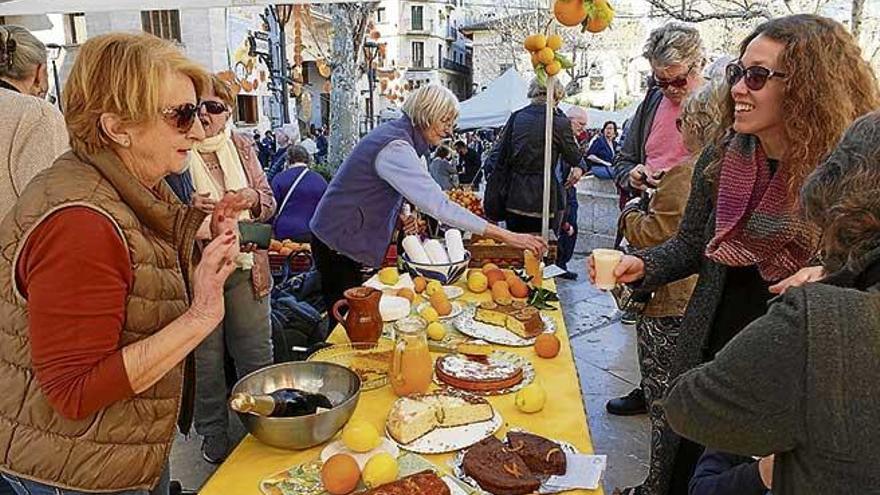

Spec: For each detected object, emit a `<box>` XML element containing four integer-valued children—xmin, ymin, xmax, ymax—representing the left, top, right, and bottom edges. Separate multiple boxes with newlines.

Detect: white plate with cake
<box><xmin>454</xmin><ymin>302</ymin><xmax>556</xmax><ymax>347</ymax></box>
<box><xmin>450</xmin><ymin>429</ymin><xmax>580</xmax><ymax>495</ymax></box>
<box><xmin>433</xmin><ymin>351</ymin><xmax>535</xmax><ymax>396</ymax></box>
<box><xmin>385</xmin><ymin>392</ymin><xmax>502</xmax><ymax>454</ymax></box>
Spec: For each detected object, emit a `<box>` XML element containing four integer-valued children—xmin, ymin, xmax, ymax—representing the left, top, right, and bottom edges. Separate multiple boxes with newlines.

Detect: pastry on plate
<box><xmin>357</xmin><ymin>470</ymin><xmax>450</xmax><ymax>495</ymax></box>
<box><xmin>506</xmin><ymin>431</ymin><xmax>566</xmax><ymax>476</ymax></box>
<box><xmin>386</xmin><ymin>392</ymin><xmax>493</xmax><ymax>445</ymax></box>
<box><xmin>435</xmin><ymin>353</ymin><xmax>523</xmax><ymax>392</ymax></box>
<box><xmin>461</xmin><ymin>437</ymin><xmax>540</xmax><ymax>495</ymax></box>
<box><xmin>473</xmin><ymin>301</ymin><xmax>544</xmax><ymax>339</ymax></box>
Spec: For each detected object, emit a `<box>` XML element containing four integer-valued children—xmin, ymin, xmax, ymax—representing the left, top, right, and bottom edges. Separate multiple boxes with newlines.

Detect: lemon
<box><xmin>341</xmin><ymin>419</ymin><xmax>381</xmax><ymax>453</ymax></box>
<box><xmin>378</xmin><ymin>267</ymin><xmax>400</xmax><ymax>286</ymax></box>
<box><xmin>362</xmin><ymin>452</ymin><xmax>399</xmax><ymax>488</ymax></box>
<box><xmin>425</xmin><ymin>280</ymin><xmax>443</xmax><ymax>296</ymax></box>
<box><xmin>426</xmin><ymin>322</ymin><xmax>446</xmax><ymax>341</ymax></box>
<box><xmin>467</xmin><ymin>271</ymin><xmax>489</xmax><ymax>293</ymax></box>
<box><xmin>420</xmin><ymin>307</ymin><xmax>440</xmax><ymax>323</ymax></box>
<box><xmin>515</xmin><ymin>382</ymin><xmax>546</xmax><ymax>413</ymax></box>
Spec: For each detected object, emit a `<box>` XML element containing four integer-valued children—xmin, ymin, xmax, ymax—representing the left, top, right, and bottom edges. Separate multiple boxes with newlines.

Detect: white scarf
<box><xmin>187</xmin><ymin>127</ymin><xmax>254</xmax><ymax>269</ymax></box>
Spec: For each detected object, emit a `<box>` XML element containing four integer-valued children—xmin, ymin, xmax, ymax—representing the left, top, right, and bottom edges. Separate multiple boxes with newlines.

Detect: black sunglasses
<box><xmin>726</xmin><ymin>63</ymin><xmax>787</xmax><ymax>91</ymax></box>
<box><xmin>161</xmin><ymin>103</ymin><xmax>201</xmax><ymax>133</ymax></box>
<box><xmin>200</xmin><ymin>100</ymin><xmax>229</xmax><ymax>115</ymax></box>
<box><xmin>653</xmin><ymin>62</ymin><xmax>696</xmax><ymax>89</ymax></box>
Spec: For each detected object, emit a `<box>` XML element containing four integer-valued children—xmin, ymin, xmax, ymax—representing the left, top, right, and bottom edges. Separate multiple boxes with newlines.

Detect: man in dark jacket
<box><xmin>484</xmin><ymin>78</ymin><xmax>585</xmax><ymax>233</ymax></box>
<box><xmin>455</xmin><ymin>140</ymin><xmax>482</xmax><ymax>186</ymax></box>
<box><xmin>613</xmin><ymin>84</ymin><xmax>663</xmax><ymax>200</ymax></box>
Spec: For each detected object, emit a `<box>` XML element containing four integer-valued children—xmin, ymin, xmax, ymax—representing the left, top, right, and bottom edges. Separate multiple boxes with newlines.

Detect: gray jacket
<box><xmin>635</xmin><ymin>146</ymin><xmax>736</xmax><ymax>375</ymax></box>
<box><xmin>664</xmin><ymin>250</ymin><xmax>880</xmax><ymax>495</ymax></box>
<box><xmin>613</xmin><ymin>87</ymin><xmax>663</xmax><ymax>192</ymax></box>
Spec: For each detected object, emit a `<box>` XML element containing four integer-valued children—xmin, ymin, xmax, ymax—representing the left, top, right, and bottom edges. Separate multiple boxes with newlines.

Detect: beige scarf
<box><xmin>187</xmin><ymin>127</ymin><xmax>254</xmax><ymax>269</ymax></box>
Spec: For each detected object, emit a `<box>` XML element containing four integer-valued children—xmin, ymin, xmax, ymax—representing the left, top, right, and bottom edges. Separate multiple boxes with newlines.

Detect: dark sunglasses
<box><xmin>726</xmin><ymin>63</ymin><xmax>787</xmax><ymax>91</ymax></box>
<box><xmin>200</xmin><ymin>100</ymin><xmax>229</xmax><ymax>115</ymax></box>
<box><xmin>161</xmin><ymin>103</ymin><xmax>201</xmax><ymax>133</ymax></box>
<box><xmin>654</xmin><ymin>75</ymin><xmax>689</xmax><ymax>89</ymax></box>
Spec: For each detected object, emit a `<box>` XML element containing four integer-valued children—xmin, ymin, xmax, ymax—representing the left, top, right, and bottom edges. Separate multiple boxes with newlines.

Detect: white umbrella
<box><xmin>0</xmin><ymin>0</ymin><xmax>358</xmax><ymax>16</ymax></box>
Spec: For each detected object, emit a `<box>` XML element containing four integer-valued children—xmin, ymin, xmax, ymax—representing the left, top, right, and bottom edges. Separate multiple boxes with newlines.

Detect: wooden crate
<box><xmin>465</xmin><ymin>234</ymin><xmax>557</xmax><ymax>268</ymax></box>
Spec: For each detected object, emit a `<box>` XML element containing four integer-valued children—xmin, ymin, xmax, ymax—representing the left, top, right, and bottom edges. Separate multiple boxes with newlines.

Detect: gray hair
<box><xmin>0</xmin><ymin>25</ymin><xmax>47</xmax><ymax>82</ymax></box>
<box><xmin>643</xmin><ymin>21</ymin><xmax>705</xmax><ymax>68</ymax></box>
<box><xmin>287</xmin><ymin>144</ymin><xmax>311</xmax><ymax>166</ymax></box>
<box><xmin>402</xmin><ymin>84</ymin><xmax>459</xmax><ymax>130</ymax></box>
<box><xmin>528</xmin><ymin>78</ymin><xmax>565</xmax><ymax>105</ymax></box>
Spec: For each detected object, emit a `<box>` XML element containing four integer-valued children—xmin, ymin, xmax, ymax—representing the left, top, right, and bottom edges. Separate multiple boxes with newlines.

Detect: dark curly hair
<box><xmin>802</xmin><ymin>111</ymin><xmax>880</xmax><ymax>273</ymax></box>
<box><xmin>707</xmin><ymin>14</ymin><xmax>880</xmax><ymax>202</ymax></box>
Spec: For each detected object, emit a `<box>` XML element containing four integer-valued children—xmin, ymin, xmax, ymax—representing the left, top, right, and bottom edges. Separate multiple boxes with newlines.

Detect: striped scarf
<box><xmin>705</xmin><ymin>134</ymin><xmax>820</xmax><ymax>282</ymax></box>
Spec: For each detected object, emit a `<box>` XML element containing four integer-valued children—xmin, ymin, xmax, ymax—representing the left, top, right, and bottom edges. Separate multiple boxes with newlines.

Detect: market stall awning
<box><xmin>0</xmin><ymin>0</ymin><xmax>359</xmax><ymax>16</ymax></box>
<box><xmin>456</xmin><ymin>67</ymin><xmax>530</xmax><ymax>131</ymax></box>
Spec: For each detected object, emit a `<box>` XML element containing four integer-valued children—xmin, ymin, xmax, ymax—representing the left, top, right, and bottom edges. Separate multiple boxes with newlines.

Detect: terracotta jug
<box><xmin>332</xmin><ymin>287</ymin><xmax>383</xmax><ymax>343</ymax></box>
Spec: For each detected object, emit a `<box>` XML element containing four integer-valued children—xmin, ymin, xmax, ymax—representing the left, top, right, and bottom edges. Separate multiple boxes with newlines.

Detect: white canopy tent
<box><xmin>457</xmin><ymin>67</ymin><xmax>633</xmax><ymax>130</ymax></box>
<box><xmin>456</xmin><ymin>67</ymin><xmax>530</xmax><ymax>131</ymax></box>
<box><xmin>0</xmin><ymin>0</ymin><xmax>351</xmax><ymax>16</ymax></box>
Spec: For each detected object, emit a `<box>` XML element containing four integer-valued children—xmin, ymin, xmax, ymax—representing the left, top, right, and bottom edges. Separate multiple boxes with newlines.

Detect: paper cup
<box><xmin>592</xmin><ymin>249</ymin><xmax>624</xmax><ymax>290</ymax></box>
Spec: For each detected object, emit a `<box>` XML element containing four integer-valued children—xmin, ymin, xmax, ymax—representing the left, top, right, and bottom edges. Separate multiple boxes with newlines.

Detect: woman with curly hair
<box><xmin>593</xmin><ymin>14</ymin><xmax>880</xmax><ymax>493</ymax></box>
<box><xmin>666</xmin><ymin>109</ymin><xmax>880</xmax><ymax>495</ymax></box>
<box><xmin>615</xmin><ymin>74</ymin><xmax>731</xmax><ymax>495</ymax></box>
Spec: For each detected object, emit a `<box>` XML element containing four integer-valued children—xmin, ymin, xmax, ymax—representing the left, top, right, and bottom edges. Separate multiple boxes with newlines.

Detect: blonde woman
<box><xmin>310</xmin><ymin>84</ymin><xmax>547</xmax><ymax>328</ymax></box>
<box><xmin>183</xmin><ymin>74</ymin><xmax>276</xmax><ymax>464</ymax></box>
<box><xmin>0</xmin><ymin>25</ymin><xmax>68</xmax><ymax>217</ymax></box>
<box><xmin>0</xmin><ymin>33</ymin><xmax>248</xmax><ymax>495</ymax></box>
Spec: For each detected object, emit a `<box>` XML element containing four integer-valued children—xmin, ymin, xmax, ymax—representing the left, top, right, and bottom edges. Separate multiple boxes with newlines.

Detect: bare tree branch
<box><xmin>852</xmin><ymin>0</ymin><xmax>866</xmax><ymax>39</ymax></box>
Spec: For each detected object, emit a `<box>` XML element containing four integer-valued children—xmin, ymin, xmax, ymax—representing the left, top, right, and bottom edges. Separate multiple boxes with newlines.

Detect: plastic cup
<box><xmin>592</xmin><ymin>249</ymin><xmax>624</xmax><ymax>290</ymax></box>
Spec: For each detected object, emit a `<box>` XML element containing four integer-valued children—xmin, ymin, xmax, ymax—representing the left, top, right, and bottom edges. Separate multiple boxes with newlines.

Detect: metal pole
<box><xmin>541</xmin><ymin>74</ymin><xmax>554</xmax><ymax>243</ymax></box>
<box><xmin>51</xmin><ymin>59</ymin><xmax>62</xmax><ymax>113</ymax></box>
<box><xmin>368</xmin><ymin>66</ymin><xmax>375</xmax><ymax>130</ymax></box>
<box><xmin>278</xmin><ymin>13</ymin><xmax>291</xmax><ymax>124</ymax></box>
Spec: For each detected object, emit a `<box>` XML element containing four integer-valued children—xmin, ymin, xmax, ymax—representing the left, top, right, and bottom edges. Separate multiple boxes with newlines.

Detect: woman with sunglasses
<box><xmin>310</xmin><ymin>84</ymin><xmax>547</xmax><ymax>330</ymax></box>
<box><xmin>606</xmin><ymin>20</ymin><xmax>705</xmax><ymax>419</ymax></box>
<box><xmin>178</xmin><ymin>74</ymin><xmax>277</xmax><ymax>465</ymax></box>
<box><xmin>595</xmin><ymin>14</ymin><xmax>880</xmax><ymax>494</ymax></box>
<box><xmin>0</xmin><ymin>33</ymin><xmax>250</xmax><ymax>495</ymax></box>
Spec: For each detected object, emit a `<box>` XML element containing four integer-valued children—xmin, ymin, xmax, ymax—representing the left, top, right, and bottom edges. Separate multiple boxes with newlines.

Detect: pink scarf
<box><xmin>705</xmin><ymin>134</ymin><xmax>820</xmax><ymax>281</ymax></box>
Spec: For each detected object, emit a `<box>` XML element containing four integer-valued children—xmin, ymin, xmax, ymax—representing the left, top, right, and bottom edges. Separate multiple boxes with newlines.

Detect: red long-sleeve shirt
<box><xmin>16</xmin><ymin>207</ymin><xmax>135</xmax><ymax>420</ymax></box>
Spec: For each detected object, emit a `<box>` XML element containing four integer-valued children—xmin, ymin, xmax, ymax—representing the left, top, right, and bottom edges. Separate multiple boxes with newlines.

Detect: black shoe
<box><xmin>620</xmin><ymin>309</ymin><xmax>639</xmax><ymax>325</ymax></box>
<box><xmin>606</xmin><ymin>388</ymin><xmax>647</xmax><ymax>416</ymax></box>
<box><xmin>559</xmin><ymin>270</ymin><xmax>578</xmax><ymax>280</ymax></box>
<box><xmin>201</xmin><ymin>434</ymin><xmax>229</xmax><ymax>464</ymax></box>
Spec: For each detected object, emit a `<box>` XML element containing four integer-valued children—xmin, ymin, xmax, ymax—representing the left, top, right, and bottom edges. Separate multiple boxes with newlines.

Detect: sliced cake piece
<box><xmin>386</xmin><ymin>396</ymin><xmax>439</xmax><ymax>444</ymax></box>
<box><xmin>435</xmin><ymin>392</ymin><xmax>494</xmax><ymax>427</ymax></box>
<box><xmin>456</xmin><ymin>339</ymin><xmax>493</xmax><ymax>357</ymax></box>
<box><xmin>506</xmin><ymin>431</ymin><xmax>567</xmax><ymax>476</ymax></box>
<box><xmin>358</xmin><ymin>470</ymin><xmax>450</xmax><ymax>495</ymax></box>
<box><xmin>435</xmin><ymin>353</ymin><xmax>524</xmax><ymax>392</ymax></box>
<box><xmin>462</xmin><ymin>437</ymin><xmax>541</xmax><ymax>495</ymax></box>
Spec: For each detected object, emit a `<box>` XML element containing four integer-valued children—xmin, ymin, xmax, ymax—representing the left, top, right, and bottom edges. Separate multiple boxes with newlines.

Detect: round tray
<box><xmin>433</xmin><ymin>351</ymin><xmax>535</xmax><ymax>396</ymax></box>
<box><xmin>307</xmin><ymin>340</ymin><xmax>394</xmax><ymax>391</ymax></box>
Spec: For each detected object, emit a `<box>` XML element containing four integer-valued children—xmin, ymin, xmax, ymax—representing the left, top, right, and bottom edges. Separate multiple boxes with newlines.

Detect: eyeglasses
<box><xmin>161</xmin><ymin>103</ymin><xmax>201</xmax><ymax>133</ymax></box>
<box><xmin>200</xmin><ymin>100</ymin><xmax>229</xmax><ymax>115</ymax></box>
<box><xmin>726</xmin><ymin>63</ymin><xmax>787</xmax><ymax>91</ymax></box>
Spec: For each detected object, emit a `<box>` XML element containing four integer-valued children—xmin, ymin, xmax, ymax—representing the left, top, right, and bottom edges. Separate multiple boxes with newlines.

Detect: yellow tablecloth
<box><xmin>199</xmin><ymin>280</ymin><xmax>603</xmax><ymax>495</ymax></box>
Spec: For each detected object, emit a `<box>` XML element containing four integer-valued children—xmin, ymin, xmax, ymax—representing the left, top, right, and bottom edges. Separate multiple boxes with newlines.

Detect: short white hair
<box><xmin>402</xmin><ymin>84</ymin><xmax>459</xmax><ymax>130</ymax></box>
<box><xmin>643</xmin><ymin>21</ymin><xmax>705</xmax><ymax>68</ymax></box>
<box><xmin>528</xmin><ymin>78</ymin><xmax>565</xmax><ymax>104</ymax></box>
<box><xmin>565</xmin><ymin>105</ymin><xmax>589</xmax><ymax>124</ymax></box>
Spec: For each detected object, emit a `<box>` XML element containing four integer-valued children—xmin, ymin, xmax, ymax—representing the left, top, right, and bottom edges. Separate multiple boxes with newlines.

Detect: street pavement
<box><xmin>169</xmin><ymin>252</ymin><xmax>649</xmax><ymax>493</ymax></box>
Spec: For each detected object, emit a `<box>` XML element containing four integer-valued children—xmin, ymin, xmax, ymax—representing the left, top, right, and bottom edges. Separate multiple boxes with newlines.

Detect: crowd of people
<box><xmin>1</xmin><ymin>11</ymin><xmax>880</xmax><ymax>495</ymax></box>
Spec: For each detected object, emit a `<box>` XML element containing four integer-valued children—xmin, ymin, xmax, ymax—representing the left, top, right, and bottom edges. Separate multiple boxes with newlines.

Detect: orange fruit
<box><xmin>535</xmin><ymin>333</ymin><xmax>561</xmax><ymax>358</ymax></box>
<box><xmin>530</xmin><ymin>51</ymin><xmax>541</xmax><ymax>67</ymax></box>
<box><xmin>523</xmin><ymin>34</ymin><xmax>547</xmax><ymax>52</ymax></box>
<box><xmin>584</xmin><ymin>15</ymin><xmax>610</xmax><ymax>33</ymax></box>
<box><xmin>396</xmin><ymin>288</ymin><xmax>415</xmax><ymax>302</ymax></box>
<box><xmin>509</xmin><ymin>277</ymin><xmax>530</xmax><ymax>299</ymax></box>
<box><xmin>537</xmin><ymin>47</ymin><xmax>555</xmax><ymax>65</ymax></box>
<box><xmin>546</xmin><ymin>34</ymin><xmax>563</xmax><ymax>50</ymax></box>
<box><xmin>485</xmin><ymin>269</ymin><xmax>506</xmax><ymax>288</ymax></box>
<box><xmin>482</xmin><ymin>262</ymin><xmax>500</xmax><ymax>274</ymax></box>
<box><xmin>491</xmin><ymin>281</ymin><xmax>512</xmax><ymax>305</ymax></box>
<box><xmin>545</xmin><ymin>61</ymin><xmax>562</xmax><ymax>76</ymax></box>
<box><xmin>430</xmin><ymin>290</ymin><xmax>452</xmax><ymax>316</ymax></box>
<box><xmin>413</xmin><ymin>276</ymin><xmax>427</xmax><ymax>294</ymax></box>
<box><xmin>553</xmin><ymin>0</ymin><xmax>588</xmax><ymax>27</ymax></box>
<box><xmin>321</xmin><ymin>454</ymin><xmax>360</xmax><ymax>494</ymax></box>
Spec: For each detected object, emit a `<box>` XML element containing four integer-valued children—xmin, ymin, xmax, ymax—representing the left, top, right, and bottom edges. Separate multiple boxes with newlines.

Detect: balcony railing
<box><xmin>403</xmin><ymin>18</ymin><xmax>435</xmax><ymax>33</ymax></box>
<box><xmin>442</xmin><ymin>58</ymin><xmax>470</xmax><ymax>74</ymax></box>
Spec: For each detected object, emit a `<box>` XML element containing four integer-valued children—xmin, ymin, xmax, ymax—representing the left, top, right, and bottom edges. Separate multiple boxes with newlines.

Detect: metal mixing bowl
<box><xmin>230</xmin><ymin>361</ymin><xmax>361</xmax><ymax>450</ymax></box>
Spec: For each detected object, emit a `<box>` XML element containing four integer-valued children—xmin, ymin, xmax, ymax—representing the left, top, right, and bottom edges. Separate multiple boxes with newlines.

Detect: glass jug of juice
<box><xmin>524</xmin><ymin>249</ymin><xmax>542</xmax><ymax>288</ymax></box>
<box><xmin>390</xmin><ymin>317</ymin><xmax>433</xmax><ymax>396</ymax></box>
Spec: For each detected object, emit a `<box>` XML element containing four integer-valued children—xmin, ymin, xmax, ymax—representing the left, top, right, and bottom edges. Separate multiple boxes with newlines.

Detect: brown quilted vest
<box><xmin>0</xmin><ymin>150</ymin><xmax>206</xmax><ymax>491</ymax></box>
